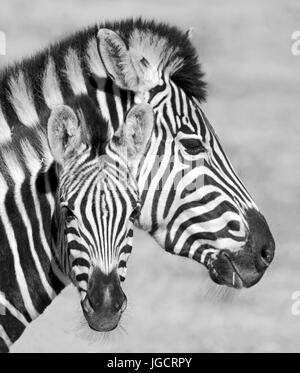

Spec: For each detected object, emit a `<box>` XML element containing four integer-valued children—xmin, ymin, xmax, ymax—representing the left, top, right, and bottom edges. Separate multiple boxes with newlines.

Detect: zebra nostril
<box><xmin>260</xmin><ymin>244</ymin><xmax>273</xmax><ymax>266</ymax></box>
<box><xmin>121</xmin><ymin>295</ymin><xmax>127</xmax><ymax>312</ymax></box>
<box><xmin>114</xmin><ymin>294</ymin><xmax>127</xmax><ymax>313</ymax></box>
<box><xmin>114</xmin><ymin>302</ymin><xmax>122</xmax><ymax>312</ymax></box>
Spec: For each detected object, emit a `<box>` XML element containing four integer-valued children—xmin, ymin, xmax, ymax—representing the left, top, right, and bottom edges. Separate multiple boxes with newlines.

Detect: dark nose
<box><xmin>246</xmin><ymin>209</ymin><xmax>275</xmax><ymax>272</ymax></box>
<box><xmin>86</xmin><ymin>267</ymin><xmax>126</xmax><ymax>313</ymax></box>
<box><xmin>81</xmin><ymin>268</ymin><xmax>127</xmax><ymax>331</ymax></box>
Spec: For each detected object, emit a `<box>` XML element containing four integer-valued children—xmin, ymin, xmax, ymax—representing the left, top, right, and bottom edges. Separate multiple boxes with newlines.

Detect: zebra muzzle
<box><xmin>208</xmin><ymin>251</ymin><xmax>244</xmax><ymax>289</ymax></box>
<box><xmin>81</xmin><ymin>268</ymin><xmax>127</xmax><ymax>332</ymax></box>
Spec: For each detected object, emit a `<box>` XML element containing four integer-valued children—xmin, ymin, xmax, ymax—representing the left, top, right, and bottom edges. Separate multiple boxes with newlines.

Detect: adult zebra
<box><xmin>96</xmin><ymin>20</ymin><xmax>275</xmax><ymax>288</ymax></box>
<box><xmin>0</xmin><ymin>18</ymin><xmax>274</xmax><ymax>348</ymax></box>
<box><xmin>0</xmin><ymin>95</ymin><xmax>154</xmax><ymax>352</ymax></box>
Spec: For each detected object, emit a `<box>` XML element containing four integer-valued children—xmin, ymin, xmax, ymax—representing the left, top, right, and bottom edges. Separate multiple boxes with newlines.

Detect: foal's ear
<box><xmin>47</xmin><ymin>105</ymin><xmax>82</xmax><ymax>164</ymax></box>
<box><xmin>113</xmin><ymin>103</ymin><xmax>154</xmax><ymax>163</ymax></box>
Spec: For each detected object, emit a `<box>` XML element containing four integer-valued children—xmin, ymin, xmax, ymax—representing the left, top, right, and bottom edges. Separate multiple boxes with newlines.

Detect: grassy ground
<box><xmin>1</xmin><ymin>0</ymin><xmax>299</xmax><ymax>352</ymax></box>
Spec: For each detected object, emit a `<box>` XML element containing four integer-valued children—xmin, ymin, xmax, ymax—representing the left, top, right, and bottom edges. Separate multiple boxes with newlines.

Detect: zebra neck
<box><xmin>0</xmin><ymin>161</ymin><xmax>69</xmax><ymax>352</ymax></box>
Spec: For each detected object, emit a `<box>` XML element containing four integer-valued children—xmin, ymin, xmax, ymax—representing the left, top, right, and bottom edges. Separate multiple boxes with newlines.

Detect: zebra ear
<box><xmin>113</xmin><ymin>103</ymin><xmax>154</xmax><ymax>162</ymax></box>
<box><xmin>47</xmin><ymin>105</ymin><xmax>82</xmax><ymax>164</ymax></box>
<box><xmin>97</xmin><ymin>29</ymin><xmax>160</xmax><ymax>98</ymax></box>
<box><xmin>98</xmin><ymin>29</ymin><xmax>138</xmax><ymax>91</ymax></box>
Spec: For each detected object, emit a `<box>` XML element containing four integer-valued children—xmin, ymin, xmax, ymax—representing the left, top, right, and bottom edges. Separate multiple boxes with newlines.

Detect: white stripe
<box><xmin>86</xmin><ymin>38</ymin><xmax>111</xmax><ymax>124</ymax></box>
<box><xmin>73</xmin><ymin>266</ymin><xmax>90</xmax><ymax>276</ymax></box>
<box><xmin>9</xmin><ymin>71</ymin><xmax>39</xmax><ymax>127</ymax></box>
<box><xmin>44</xmin><ymin>169</ymin><xmax>56</xmax><ymax>217</ymax></box>
<box><xmin>38</xmin><ymin>131</ymin><xmax>55</xmax><ymax>169</ymax></box>
<box><xmin>112</xmin><ymin>85</ymin><xmax>124</xmax><ymax>126</ymax></box>
<box><xmin>119</xmin><ymin>252</ymin><xmax>131</xmax><ymax>263</ymax></box>
<box><xmin>70</xmin><ymin>248</ymin><xmax>90</xmax><ymax>263</ymax></box>
<box><xmin>86</xmin><ymin>37</ymin><xmax>107</xmax><ymax>77</ymax></box>
<box><xmin>43</xmin><ymin>56</ymin><xmax>64</xmax><ymax>109</ymax></box>
<box><xmin>78</xmin><ymin>281</ymin><xmax>88</xmax><ymax>293</ymax></box>
<box><xmin>97</xmin><ymin>90</ymin><xmax>111</xmax><ymax>124</ymax></box>
<box><xmin>0</xmin><ymin>105</ymin><xmax>11</xmax><ymax>143</ymax></box>
<box><xmin>65</xmin><ymin>48</ymin><xmax>87</xmax><ymax>95</ymax></box>
<box><xmin>86</xmin><ymin>181</ymin><xmax>101</xmax><ymax>252</ymax></box>
<box><xmin>118</xmin><ymin>266</ymin><xmax>127</xmax><ymax>279</ymax></box>
<box><xmin>0</xmin><ymin>325</ymin><xmax>12</xmax><ymax>348</ymax></box>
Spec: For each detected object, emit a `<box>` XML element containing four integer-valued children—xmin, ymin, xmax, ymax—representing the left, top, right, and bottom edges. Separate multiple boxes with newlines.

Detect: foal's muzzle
<box><xmin>81</xmin><ymin>267</ymin><xmax>127</xmax><ymax>331</ymax></box>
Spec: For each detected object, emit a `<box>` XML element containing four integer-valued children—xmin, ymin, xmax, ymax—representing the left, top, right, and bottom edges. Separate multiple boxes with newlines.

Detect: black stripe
<box><xmin>105</xmin><ymin>79</ymin><xmax>119</xmax><ymax>130</ymax></box>
<box><xmin>0</xmin><ymin>214</ymin><xmax>31</xmax><ymax>322</ymax></box>
<box><xmin>0</xmin><ymin>308</ymin><xmax>26</xmax><ymax>347</ymax></box>
<box><xmin>0</xmin><ymin>337</ymin><xmax>9</xmax><ymax>353</ymax></box>
<box><xmin>72</xmin><ymin>258</ymin><xmax>90</xmax><ymax>268</ymax></box>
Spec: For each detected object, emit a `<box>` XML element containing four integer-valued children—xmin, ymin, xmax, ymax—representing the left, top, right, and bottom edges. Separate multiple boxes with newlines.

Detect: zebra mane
<box><xmin>1</xmin><ymin>18</ymin><xmax>206</xmax><ymax>102</ymax></box>
<box><xmin>98</xmin><ymin>18</ymin><xmax>207</xmax><ymax>100</ymax></box>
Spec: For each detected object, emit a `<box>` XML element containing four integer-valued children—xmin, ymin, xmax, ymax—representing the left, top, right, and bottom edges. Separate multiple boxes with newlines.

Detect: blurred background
<box><xmin>1</xmin><ymin>0</ymin><xmax>300</xmax><ymax>353</ymax></box>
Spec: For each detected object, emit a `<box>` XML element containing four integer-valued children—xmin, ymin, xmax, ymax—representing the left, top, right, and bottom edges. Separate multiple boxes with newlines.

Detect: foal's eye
<box><xmin>62</xmin><ymin>206</ymin><xmax>76</xmax><ymax>224</ymax></box>
<box><xmin>130</xmin><ymin>207</ymin><xmax>140</xmax><ymax>222</ymax></box>
<box><xmin>180</xmin><ymin>138</ymin><xmax>206</xmax><ymax>156</ymax></box>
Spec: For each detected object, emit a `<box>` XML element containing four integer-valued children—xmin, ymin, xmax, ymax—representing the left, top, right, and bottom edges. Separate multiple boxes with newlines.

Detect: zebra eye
<box><xmin>62</xmin><ymin>206</ymin><xmax>76</xmax><ymax>224</ymax></box>
<box><xmin>130</xmin><ymin>207</ymin><xmax>140</xmax><ymax>222</ymax></box>
<box><xmin>180</xmin><ymin>138</ymin><xmax>206</xmax><ymax>155</ymax></box>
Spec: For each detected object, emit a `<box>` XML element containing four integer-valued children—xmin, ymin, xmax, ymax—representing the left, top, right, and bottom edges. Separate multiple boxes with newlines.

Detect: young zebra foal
<box><xmin>0</xmin><ymin>97</ymin><xmax>154</xmax><ymax>352</ymax></box>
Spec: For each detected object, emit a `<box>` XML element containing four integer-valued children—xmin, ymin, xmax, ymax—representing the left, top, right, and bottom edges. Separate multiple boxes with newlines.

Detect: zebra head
<box><xmin>97</xmin><ymin>25</ymin><xmax>275</xmax><ymax>289</ymax></box>
<box><xmin>47</xmin><ymin>98</ymin><xmax>154</xmax><ymax>331</ymax></box>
